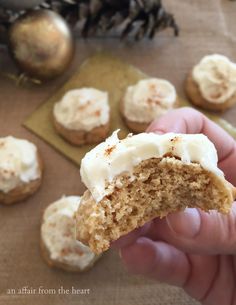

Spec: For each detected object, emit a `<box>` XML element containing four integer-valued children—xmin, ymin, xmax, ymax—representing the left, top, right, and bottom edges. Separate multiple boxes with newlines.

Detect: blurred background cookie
<box><xmin>0</xmin><ymin>136</ymin><xmax>42</xmax><ymax>205</ymax></box>
<box><xmin>41</xmin><ymin>196</ymin><xmax>101</xmax><ymax>272</ymax></box>
<box><xmin>186</xmin><ymin>54</ymin><xmax>236</xmax><ymax>112</ymax></box>
<box><xmin>121</xmin><ymin>78</ymin><xmax>178</xmax><ymax>133</ymax></box>
<box><xmin>53</xmin><ymin>88</ymin><xmax>110</xmax><ymax>146</ymax></box>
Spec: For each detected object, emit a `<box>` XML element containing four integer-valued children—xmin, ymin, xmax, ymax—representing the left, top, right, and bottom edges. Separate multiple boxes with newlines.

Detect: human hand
<box><xmin>113</xmin><ymin>107</ymin><xmax>236</xmax><ymax>305</ymax></box>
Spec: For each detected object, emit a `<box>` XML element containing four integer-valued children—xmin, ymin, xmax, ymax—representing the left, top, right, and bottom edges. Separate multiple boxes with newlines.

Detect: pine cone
<box><xmin>0</xmin><ymin>0</ymin><xmax>179</xmax><ymax>43</ymax></box>
<box><xmin>45</xmin><ymin>0</ymin><xmax>179</xmax><ymax>39</ymax></box>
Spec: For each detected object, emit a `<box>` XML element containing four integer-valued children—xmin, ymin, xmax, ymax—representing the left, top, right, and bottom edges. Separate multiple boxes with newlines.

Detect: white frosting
<box><xmin>192</xmin><ymin>54</ymin><xmax>236</xmax><ymax>104</ymax></box>
<box><xmin>53</xmin><ymin>88</ymin><xmax>110</xmax><ymax>131</ymax></box>
<box><xmin>41</xmin><ymin>196</ymin><xmax>97</xmax><ymax>269</ymax></box>
<box><xmin>80</xmin><ymin>130</ymin><xmax>223</xmax><ymax>203</ymax></box>
<box><xmin>0</xmin><ymin>136</ymin><xmax>40</xmax><ymax>193</ymax></box>
<box><xmin>123</xmin><ymin>78</ymin><xmax>177</xmax><ymax>123</ymax></box>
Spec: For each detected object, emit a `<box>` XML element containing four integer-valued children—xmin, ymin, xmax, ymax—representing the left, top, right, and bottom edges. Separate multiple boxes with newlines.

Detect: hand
<box><xmin>113</xmin><ymin>107</ymin><xmax>236</xmax><ymax>305</ymax></box>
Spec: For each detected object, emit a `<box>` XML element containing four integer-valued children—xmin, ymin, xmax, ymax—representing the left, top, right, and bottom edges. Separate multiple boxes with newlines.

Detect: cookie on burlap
<box><xmin>0</xmin><ymin>136</ymin><xmax>43</xmax><ymax>205</ymax></box>
<box><xmin>41</xmin><ymin>196</ymin><xmax>101</xmax><ymax>272</ymax></box>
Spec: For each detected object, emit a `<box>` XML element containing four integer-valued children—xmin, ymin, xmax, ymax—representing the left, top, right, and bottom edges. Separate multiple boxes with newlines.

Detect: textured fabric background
<box><xmin>0</xmin><ymin>0</ymin><xmax>236</xmax><ymax>304</ymax></box>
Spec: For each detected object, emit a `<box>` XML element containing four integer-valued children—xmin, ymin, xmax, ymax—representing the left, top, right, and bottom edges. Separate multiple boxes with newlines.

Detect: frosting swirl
<box><xmin>123</xmin><ymin>78</ymin><xmax>177</xmax><ymax>123</ymax></box>
<box><xmin>53</xmin><ymin>88</ymin><xmax>110</xmax><ymax>131</ymax></box>
<box><xmin>192</xmin><ymin>54</ymin><xmax>236</xmax><ymax>104</ymax></box>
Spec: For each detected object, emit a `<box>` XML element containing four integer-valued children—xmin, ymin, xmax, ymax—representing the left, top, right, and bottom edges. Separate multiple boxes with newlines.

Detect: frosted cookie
<box><xmin>121</xmin><ymin>78</ymin><xmax>178</xmax><ymax>133</ymax></box>
<box><xmin>41</xmin><ymin>196</ymin><xmax>101</xmax><ymax>272</ymax></box>
<box><xmin>186</xmin><ymin>54</ymin><xmax>236</xmax><ymax>111</ymax></box>
<box><xmin>76</xmin><ymin>131</ymin><xmax>236</xmax><ymax>253</ymax></box>
<box><xmin>0</xmin><ymin>136</ymin><xmax>42</xmax><ymax>205</ymax></box>
<box><xmin>53</xmin><ymin>88</ymin><xmax>110</xmax><ymax>145</ymax></box>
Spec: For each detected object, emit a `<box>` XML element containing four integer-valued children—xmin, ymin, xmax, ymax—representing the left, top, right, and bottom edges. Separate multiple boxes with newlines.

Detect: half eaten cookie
<box><xmin>76</xmin><ymin>131</ymin><xmax>236</xmax><ymax>254</ymax></box>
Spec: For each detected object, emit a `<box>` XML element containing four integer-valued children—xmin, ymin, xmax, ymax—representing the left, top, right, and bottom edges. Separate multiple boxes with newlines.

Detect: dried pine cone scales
<box><xmin>44</xmin><ymin>0</ymin><xmax>179</xmax><ymax>39</ymax></box>
<box><xmin>0</xmin><ymin>0</ymin><xmax>179</xmax><ymax>42</ymax></box>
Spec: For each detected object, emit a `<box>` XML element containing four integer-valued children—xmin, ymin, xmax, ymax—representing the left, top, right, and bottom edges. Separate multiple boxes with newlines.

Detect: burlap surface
<box><xmin>0</xmin><ymin>0</ymin><xmax>236</xmax><ymax>304</ymax></box>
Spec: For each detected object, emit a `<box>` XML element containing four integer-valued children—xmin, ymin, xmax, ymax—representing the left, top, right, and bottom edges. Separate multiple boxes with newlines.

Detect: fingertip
<box><xmin>146</xmin><ymin>107</ymin><xmax>202</xmax><ymax>134</ymax></box>
<box><xmin>146</xmin><ymin>121</ymin><xmax>166</xmax><ymax>134</ymax></box>
<box><xmin>166</xmin><ymin>208</ymin><xmax>201</xmax><ymax>239</ymax></box>
<box><xmin>153</xmin><ymin>205</ymin><xmax>236</xmax><ymax>255</ymax></box>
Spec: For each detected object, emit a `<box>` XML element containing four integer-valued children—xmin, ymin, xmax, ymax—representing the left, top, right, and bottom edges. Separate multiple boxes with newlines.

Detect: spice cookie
<box><xmin>76</xmin><ymin>131</ymin><xmax>236</xmax><ymax>253</ymax></box>
<box><xmin>0</xmin><ymin>136</ymin><xmax>42</xmax><ymax>205</ymax></box>
<box><xmin>41</xmin><ymin>196</ymin><xmax>101</xmax><ymax>272</ymax></box>
<box><xmin>186</xmin><ymin>54</ymin><xmax>236</xmax><ymax>112</ymax></box>
<box><xmin>53</xmin><ymin>88</ymin><xmax>110</xmax><ymax>145</ymax></box>
<box><xmin>121</xmin><ymin>78</ymin><xmax>178</xmax><ymax>133</ymax></box>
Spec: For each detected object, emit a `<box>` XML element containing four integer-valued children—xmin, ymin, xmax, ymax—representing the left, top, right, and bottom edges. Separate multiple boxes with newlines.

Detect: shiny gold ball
<box><xmin>8</xmin><ymin>10</ymin><xmax>75</xmax><ymax>80</ymax></box>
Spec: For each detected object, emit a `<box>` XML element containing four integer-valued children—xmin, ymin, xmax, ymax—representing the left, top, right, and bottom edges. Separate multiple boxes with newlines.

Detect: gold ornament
<box><xmin>8</xmin><ymin>10</ymin><xmax>75</xmax><ymax>81</ymax></box>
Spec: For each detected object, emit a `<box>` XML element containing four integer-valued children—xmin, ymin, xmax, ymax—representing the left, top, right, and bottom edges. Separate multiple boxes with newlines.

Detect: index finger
<box><xmin>147</xmin><ymin>107</ymin><xmax>236</xmax><ymax>185</ymax></box>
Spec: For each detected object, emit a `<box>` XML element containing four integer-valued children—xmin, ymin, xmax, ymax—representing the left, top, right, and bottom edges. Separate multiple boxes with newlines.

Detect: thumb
<box><xmin>151</xmin><ymin>203</ymin><xmax>236</xmax><ymax>255</ymax></box>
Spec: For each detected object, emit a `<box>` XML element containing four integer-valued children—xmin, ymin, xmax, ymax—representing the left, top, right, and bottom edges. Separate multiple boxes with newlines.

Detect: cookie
<box><xmin>186</xmin><ymin>54</ymin><xmax>236</xmax><ymax>112</ymax></box>
<box><xmin>121</xmin><ymin>78</ymin><xmax>178</xmax><ymax>133</ymax></box>
<box><xmin>0</xmin><ymin>136</ymin><xmax>43</xmax><ymax>205</ymax></box>
<box><xmin>53</xmin><ymin>88</ymin><xmax>110</xmax><ymax>145</ymax></box>
<box><xmin>76</xmin><ymin>131</ymin><xmax>236</xmax><ymax>253</ymax></box>
<box><xmin>41</xmin><ymin>196</ymin><xmax>101</xmax><ymax>272</ymax></box>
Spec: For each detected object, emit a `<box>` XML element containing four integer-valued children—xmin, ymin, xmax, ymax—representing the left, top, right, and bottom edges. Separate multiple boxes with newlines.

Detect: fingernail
<box><xmin>166</xmin><ymin>208</ymin><xmax>201</xmax><ymax>238</ymax></box>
